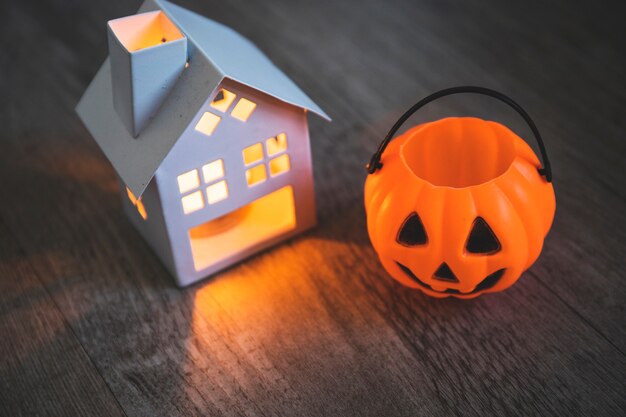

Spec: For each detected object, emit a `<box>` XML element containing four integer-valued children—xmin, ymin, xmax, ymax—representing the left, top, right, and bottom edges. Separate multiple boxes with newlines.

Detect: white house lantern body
<box><xmin>76</xmin><ymin>0</ymin><xmax>329</xmax><ymax>286</ymax></box>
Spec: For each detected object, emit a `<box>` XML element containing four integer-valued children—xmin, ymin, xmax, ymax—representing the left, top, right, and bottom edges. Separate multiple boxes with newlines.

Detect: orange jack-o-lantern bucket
<box><xmin>364</xmin><ymin>87</ymin><xmax>556</xmax><ymax>298</ymax></box>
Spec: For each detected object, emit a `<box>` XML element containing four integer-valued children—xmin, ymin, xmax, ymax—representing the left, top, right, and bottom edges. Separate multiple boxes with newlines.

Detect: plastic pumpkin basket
<box><xmin>364</xmin><ymin>87</ymin><xmax>556</xmax><ymax>298</ymax></box>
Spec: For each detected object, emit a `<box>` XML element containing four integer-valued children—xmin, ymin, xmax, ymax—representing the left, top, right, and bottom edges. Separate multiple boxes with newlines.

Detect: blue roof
<box><xmin>157</xmin><ymin>0</ymin><xmax>330</xmax><ymax>120</ymax></box>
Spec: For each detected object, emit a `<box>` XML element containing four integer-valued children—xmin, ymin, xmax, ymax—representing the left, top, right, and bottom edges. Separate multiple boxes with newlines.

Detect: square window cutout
<box><xmin>195</xmin><ymin>112</ymin><xmax>221</xmax><ymax>136</ymax></box>
<box><xmin>202</xmin><ymin>159</ymin><xmax>224</xmax><ymax>183</ymax></box>
<box><xmin>210</xmin><ymin>89</ymin><xmax>237</xmax><ymax>112</ymax></box>
<box><xmin>266</xmin><ymin>133</ymin><xmax>288</xmax><ymax>156</ymax></box>
<box><xmin>269</xmin><ymin>154</ymin><xmax>290</xmax><ymax>176</ymax></box>
<box><xmin>242</xmin><ymin>143</ymin><xmax>264</xmax><ymax>165</ymax></box>
<box><xmin>177</xmin><ymin>169</ymin><xmax>200</xmax><ymax>194</ymax></box>
<box><xmin>207</xmin><ymin>180</ymin><xmax>229</xmax><ymax>204</ymax></box>
<box><xmin>246</xmin><ymin>164</ymin><xmax>267</xmax><ymax>186</ymax></box>
<box><xmin>230</xmin><ymin>98</ymin><xmax>256</xmax><ymax>122</ymax></box>
<box><xmin>182</xmin><ymin>190</ymin><xmax>204</xmax><ymax>214</ymax></box>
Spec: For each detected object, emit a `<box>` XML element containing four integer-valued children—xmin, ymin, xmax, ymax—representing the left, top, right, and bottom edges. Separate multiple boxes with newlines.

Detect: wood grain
<box><xmin>0</xmin><ymin>220</ymin><xmax>126</xmax><ymax>417</ymax></box>
<box><xmin>0</xmin><ymin>0</ymin><xmax>624</xmax><ymax>416</ymax></box>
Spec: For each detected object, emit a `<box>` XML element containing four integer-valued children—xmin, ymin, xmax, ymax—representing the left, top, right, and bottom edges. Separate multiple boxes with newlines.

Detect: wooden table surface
<box><xmin>1</xmin><ymin>0</ymin><xmax>625</xmax><ymax>415</ymax></box>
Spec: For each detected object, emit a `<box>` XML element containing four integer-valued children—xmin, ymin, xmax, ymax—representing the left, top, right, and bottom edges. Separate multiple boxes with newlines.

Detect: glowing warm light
<box><xmin>135</xmin><ymin>200</ymin><xmax>148</xmax><ymax>220</ymax></box>
<box><xmin>245</xmin><ymin>164</ymin><xmax>267</xmax><ymax>186</ymax></box>
<box><xmin>202</xmin><ymin>159</ymin><xmax>224</xmax><ymax>183</ymax></box>
<box><xmin>181</xmin><ymin>190</ymin><xmax>204</xmax><ymax>214</ymax></box>
<box><xmin>195</xmin><ymin>112</ymin><xmax>221</xmax><ymax>136</ymax></box>
<box><xmin>266</xmin><ymin>133</ymin><xmax>288</xmax><ymax>156</ymax></box>
<box><xmin>126</xmin><ymin>186</ymin><xmax>137</xmax><ymax>205</ymax></box>
<box><xmin>230</xmin><ymin>98</ymin><xmax>256</xmax><ymax>121</ymax></box>
<box><xmin>126</xmin><ymin>186</ymin><xmax>148</xmax><ymax>220</ymax></box>
<box><xmin>190</xmin><ymin>206</ymin><xmax>250</xmax><ymax>238</ymax></box>
<box><xmin>242</xmin><ymin>143</ymin><xmax>264</xmax><ymax>165</ymax></box>
<box><xmin>108</xmin><ymin>11</ymin><xmax>184</xmax><ymax>52</ymax></box>
<box><xmin>189</xmin><ymin>186</ymin><xmax>296</xmax><ymax>271</ymax></box>
<box><xmin>210</xmin><ymin>89</ymin><xmax>237</xmax><ymax>112</ymax></box>
<box><xmin>206</xmin><ymin>180</ymin><xmax>228</xmax><ymax>204</ymax></box>
<box><xmin>269</xmin><ymin>154</ymin><xmax>290</xmax><ymax>176</ymax></box>
<box><xmin>177</xmin><ymin>169</ymin><xmax>200</xmax><ymax>194</ymax></box>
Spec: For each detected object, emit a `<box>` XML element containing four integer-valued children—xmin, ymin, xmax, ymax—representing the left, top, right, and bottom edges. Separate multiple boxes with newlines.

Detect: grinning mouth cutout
<box><xmin>395</xmin><ymin>261</ymin><xmax>505</xmax><ymax>295</ymax></box>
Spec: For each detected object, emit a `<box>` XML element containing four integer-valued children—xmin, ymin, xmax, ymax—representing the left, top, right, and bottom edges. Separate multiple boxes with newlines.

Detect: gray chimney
<box><xmin>107</xmin><ymin>11</ymin><xmax>187</xmax><ymax>137</ymax></box>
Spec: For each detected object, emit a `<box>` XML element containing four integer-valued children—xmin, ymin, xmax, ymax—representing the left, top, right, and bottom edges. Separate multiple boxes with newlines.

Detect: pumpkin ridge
<box><xmin>492</xmin><ymin>180</ymin><xmax>530</xmax><ymax>287</ymax></box>
<box><xmin>373</xmin><ymin>179</ymin><xmax>409</xmax><ymax>254</ymax></box>
<box><xmin>364</xmin><ymin>174</ymin><xmax>383</xmax><ymax>208</ymax></box>
<box><xmin>511</xmin><ymin>158</ymin><xmax>556</xmax><ymax>235</ymax></box>
<box><xmin>466</xmin><ymin>186</ymin><xmax>489</xmax><ymax>281</ymax></box>
<box><xmin>407</xmin><ymin>175</ymin><xmax>428</xmax><ymax>241</ymax></box>
<box><xmin>398</xmin><ymin>118</ymin><xmax>519</xmax><ymax>189</ymax></box>
<box><xmin>506</xmin><ymin>161</ymin><xmax>549</xmax><ymax>266</ymax></box>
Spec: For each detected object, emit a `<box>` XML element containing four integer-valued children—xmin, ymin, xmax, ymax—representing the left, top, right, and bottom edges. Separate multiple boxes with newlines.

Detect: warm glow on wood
<box><xmin>230</xmin><ymin>98</ymin><xmax>256</xmax><ymax>121</ymax></box>
<box><xmin>181</xmin><ymin>190</ymin><xmax>204</xmax><ymax>214</ymax></box>
<box><xmin>242</xmin><ymin>143</ymin><xmax>264</xmax><ymax>165</ymax></box>
<box><xmin>195</xmin><ymin>112</ymin><xmax>221</xmax><ymax>136</ymax></box>
<box><xmin>245</xmin><ymin>164</ymin><xmax>267</xmax><ymax>186</ymax></box>
<box><xmin>177</xmin><ymin>169</ymin><xmax>200</xmax><ymax>194</ymax></box>
<box><xmin>189</xmin><ymin>186</ymin><xmax>296</xmax><ymax>271</ymax></box>
<box><xmin>108</xmin><ymin>11</ymin><xmax>184</xmax><ymax>52</ymax></box>
<box><xmin>269</xmin><ymin>154</ymin><xmax>290</xmax><ymax>176</ymax></box>
<box><xmin>206</xmin><ymin>180</ymin><xmax>229</xmax><ymax>204</ymax></box>
<box><xmin>210</xmin><ymin>89</ymin><xmax>237</xmax><ymax>112</ymax></box>
<box><xmin>266</xmin><ymin>133</ymin><xmax>288</xmax><ymax>156</ymax></box>
<box><xmin>202</xmin><ymin>159</ymin><xmax>224</xmax><ymax>183</ymax></box>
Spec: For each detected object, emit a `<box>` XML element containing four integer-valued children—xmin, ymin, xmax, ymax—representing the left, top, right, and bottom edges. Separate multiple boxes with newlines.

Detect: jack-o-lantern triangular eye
<box><xmin>397</xmin><ymin>212</ymin><xmax>428</xmax><ymax>246</ymax></box>
<box><xmin>466</xmin><ymin>217</ymin><xmax>501</xmax><ymax>254</ymax></box>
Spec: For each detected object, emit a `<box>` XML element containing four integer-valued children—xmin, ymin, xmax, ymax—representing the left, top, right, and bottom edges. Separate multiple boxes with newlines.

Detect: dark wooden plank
<box><xmin>0</xmin><ymin>220</ymin><xmax>127</xmax><ymax>417</ymax></box>
<box><xmin>0</xmin><ymin>0</ymin><xmax>624</xmax><ymax>416</ymax></box>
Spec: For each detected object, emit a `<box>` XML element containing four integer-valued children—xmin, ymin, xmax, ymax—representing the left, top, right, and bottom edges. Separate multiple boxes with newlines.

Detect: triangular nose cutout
<box><xmin>433</xmin><ymin>263</ymin><xmax>459</xmax><ymax>283</ymax></box>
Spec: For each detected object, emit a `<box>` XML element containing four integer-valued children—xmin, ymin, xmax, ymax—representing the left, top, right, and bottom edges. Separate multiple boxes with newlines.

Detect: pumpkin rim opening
<box><xmin>400</xmin><ymin>117</ymin><xmax>517</xmax><ymax>188</ymax></box>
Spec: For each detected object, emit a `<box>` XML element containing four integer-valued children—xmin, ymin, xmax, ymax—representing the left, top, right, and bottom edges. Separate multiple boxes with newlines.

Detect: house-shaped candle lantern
<box><xmin>76</xmin><ymin>0</ymin><xmax>329</xmax><ymax>286</ymax></box>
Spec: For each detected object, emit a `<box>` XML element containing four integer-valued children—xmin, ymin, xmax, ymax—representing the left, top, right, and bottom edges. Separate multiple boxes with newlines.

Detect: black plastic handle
<box><xmin>366</xmin><ymin>86</ymin><xmax>552</xmax><ymax>182</ymax></box>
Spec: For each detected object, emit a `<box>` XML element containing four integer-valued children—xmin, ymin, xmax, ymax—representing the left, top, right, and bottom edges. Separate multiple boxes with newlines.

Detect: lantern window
<box><xmin>195</xmin><ymin>111</ymin><xmax>221</xmax><ymax>136</ymax></box>
<box><xmin>206</xmin><ymin>180</ymin><xmax>229</xmax><ymax>204</ymax></box>
<box><xmin>269</xmin><ymin>154</ymin><xmax>290</xmax><ymax>176</ymax></box>
<box><xmin>177</xmin><ymin>169</ymin><xmax>201</xmax><ymax>194</ymax></box>
<box><xmin>242</xmin><ymin>134</ymin><xmax>291</xmax><ymax>187</ymax></box>
<box><xmin>210</xmin><ymin>89</ymin><xmax>237</xmax><ymax>112</ymax></box>
<box><xmin>230</xmin><ymin>97</ymin><xmax>256</xmax><ymax>122</ymax></box>
<box><xmin>266</xmin><ymin>133</ymin><xmax>288</xmax><ymax>156</ymax></box>
<box><xmin>202</xmin><ymin>159</ymin><xmax>224</xmax><ymax>183</ymax></box>
<box><xmin>242</xmin><ymin>143</ymin><xmax>264</xmax><ymax>165</ymax></box>
<box><xmin>245</xmin><ymin>164</ymin><xmax>267</xmax><ymax>186</ymax></box>
<box><xmin>188</xmin><ymin>186</ymin><xmax>296</xmax><ymax>272</ymax></box>
<box><xmin>179</xmin><ymin>159</ymin><xmax>229</xmax><ymax>214</ymax></box>
<box><xmin>181</xmin><ymin>190</ymin><xmax>204</xmax><ymax>214</ymax></box>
